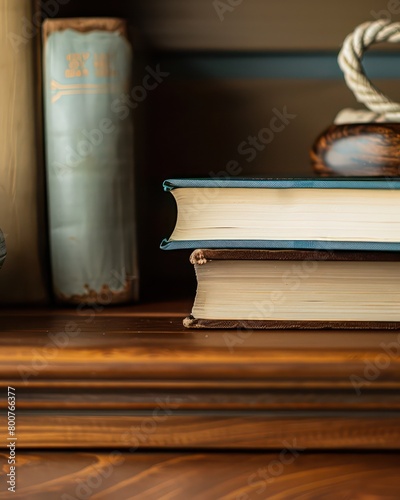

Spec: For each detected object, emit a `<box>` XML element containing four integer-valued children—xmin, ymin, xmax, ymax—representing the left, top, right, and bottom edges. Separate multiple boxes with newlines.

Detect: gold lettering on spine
<box><xmin>50</xmin><ymin>80</ymin><xmax>120</xmax><ymax>103</ymax></box>
<box><xmin>65</xmin><ymin>53</ymin><xmax>90</xmax><ymax>78</ymax></box>
<box><xmin>94</xmin><ymin>53</ymin><xmax>117</xmax><ymax>77</ymax></box>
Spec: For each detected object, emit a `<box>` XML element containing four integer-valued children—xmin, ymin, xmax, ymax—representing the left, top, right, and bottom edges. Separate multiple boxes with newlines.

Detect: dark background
<box><xmin>39</xmin><ymin>0</ymin><xmax>400</xmax><ymax>301</ymax></box>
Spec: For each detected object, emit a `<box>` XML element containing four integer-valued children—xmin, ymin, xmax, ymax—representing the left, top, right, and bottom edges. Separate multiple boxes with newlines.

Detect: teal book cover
<box><xmin>162</xmin><ymin>177</ymin><xmax>400</xmax><ymax>251</ymax></box>
<box><xmin>43</xmin><ymin>19</ymin><xmax>138</xmax><ymax>303</ymax></box>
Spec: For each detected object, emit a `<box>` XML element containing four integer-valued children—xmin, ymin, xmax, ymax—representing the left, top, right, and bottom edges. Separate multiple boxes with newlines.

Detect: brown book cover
<box><xmin>184</xmin><ymin>249</ymin><xmax>400</xmax><ymax>330</ymax></box>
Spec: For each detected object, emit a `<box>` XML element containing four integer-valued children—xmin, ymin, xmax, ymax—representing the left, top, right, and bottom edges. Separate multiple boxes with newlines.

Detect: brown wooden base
<box><xmin>1</xmin><ymin>452</ymin><xmax>400</xmax><ymax>499</ymax></box>
<box><xmin>2</xmin><ymin>302</ymin><xmax>400</xmax><ymax>497</ymax></box>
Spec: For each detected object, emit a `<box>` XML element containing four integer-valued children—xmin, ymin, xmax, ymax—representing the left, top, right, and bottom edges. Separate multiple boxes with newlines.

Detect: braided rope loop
<box><xmin>338</xmin><ymin>19</ymin><xmax>400</xmax><ymax>120</ymax></box>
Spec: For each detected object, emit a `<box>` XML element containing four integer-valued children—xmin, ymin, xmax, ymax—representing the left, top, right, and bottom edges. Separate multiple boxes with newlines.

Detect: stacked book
<box><xmin>162</xmin><ymin>178</ymin><xmax>400</xmax><ymax>329</ymax></box>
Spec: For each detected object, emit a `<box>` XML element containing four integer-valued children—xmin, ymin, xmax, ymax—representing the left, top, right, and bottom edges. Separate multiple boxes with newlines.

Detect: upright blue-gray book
<box><xmin>43</xmin><ymin>18</ymin><xmax>138</xmax><ymax>304</ymax></box>
<box><xmin>162</xmin><ymin>178</ymin><xmax>400</xmax><ymax>251</ymax></box>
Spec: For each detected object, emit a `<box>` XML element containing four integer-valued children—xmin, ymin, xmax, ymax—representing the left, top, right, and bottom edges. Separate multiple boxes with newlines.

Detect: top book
<box><xmin>161</xmin><ymin>178</ymin><xmax>400</xmax><ymax>251</ymax></box>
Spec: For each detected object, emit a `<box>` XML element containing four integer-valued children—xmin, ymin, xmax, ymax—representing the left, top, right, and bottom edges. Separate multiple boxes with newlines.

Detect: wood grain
<box><xmin>1</xmin><ymin>452</ymin><xmax>400</xmax><ymax>499</ymax></box>
<box><xmin>3</xmin><ymin>413</ymin><xmax>400</xmax><ymax>449</ymax></box>
<box><xmin>7</xmin><ymin>386</ymin><xmax>400</xmax><ymax>411</ymax></box>
<box><xmin>311</xmin><ymin>123</ymin><xmax>400</xmax><ymax>176</ymax></box>
<box><xmin>1</xmin><ymin>305</ymin><xmax>400</xmax><ymax>449</ymax></box>
<box><xmin>0</xmin><ymin>0</ymin><xmax>48</xmax><ymax>304</ymax></box>
<box><xmin>1</xmin><ymin>305</ymin><xmax>400</xmax><ymax>390</ymax></box>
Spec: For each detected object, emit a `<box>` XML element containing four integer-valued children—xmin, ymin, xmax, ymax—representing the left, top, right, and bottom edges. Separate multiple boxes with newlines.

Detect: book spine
<box><xmin>43</xmin><ymin>18</ymin><xmax>138</xmax><ymax>304</ymax></box>
<box><xmin>0</xmin><ymin>0</ymin><xmax>48</xmax><ymax>303</ymax></box>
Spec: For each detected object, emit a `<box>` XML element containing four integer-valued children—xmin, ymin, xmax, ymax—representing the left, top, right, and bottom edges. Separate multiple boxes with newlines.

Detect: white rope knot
<box><xmin>338</xmin><ymin>19</ymin><xmax>400</xmax><ymax>121</ymax></box>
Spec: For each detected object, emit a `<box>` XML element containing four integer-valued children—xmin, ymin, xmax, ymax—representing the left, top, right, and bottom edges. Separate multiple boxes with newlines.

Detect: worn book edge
<box><xmin>42</xmin><ymin>18</ymin><xmax>127</xmax><ymax>44</ymax></box>
<box><xmin>183</xmin><ymin>317</ymin><xmax>400</xmax><ymax>330</ymax></box>
<box><xmin>189</xmin><ymin>248</ymin><xmax>400</xmax><ymax>264</ymax></box>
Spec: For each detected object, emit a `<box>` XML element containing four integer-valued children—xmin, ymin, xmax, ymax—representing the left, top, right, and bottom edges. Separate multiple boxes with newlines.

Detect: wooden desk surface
<box><xmin>1</xmin><ymin>302</ymin><xmax>400</xmax><ymax>498</ymax></box>
<box><xmin>1</xmin><ymin>452</ymin><xmax>400</xmax><ymax>500</ymax></box>
<box><xmin>1</xmin><ymin>302</ymin><xmax>400</xmax><ymax>450</ymax></box>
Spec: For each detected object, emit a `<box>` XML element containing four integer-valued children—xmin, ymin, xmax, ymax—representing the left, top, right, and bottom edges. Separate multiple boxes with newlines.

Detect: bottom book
<box><xmin>184</xmin><ymin>249</ymin><xmax>400</xmax><ymax>329</ymax></box>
